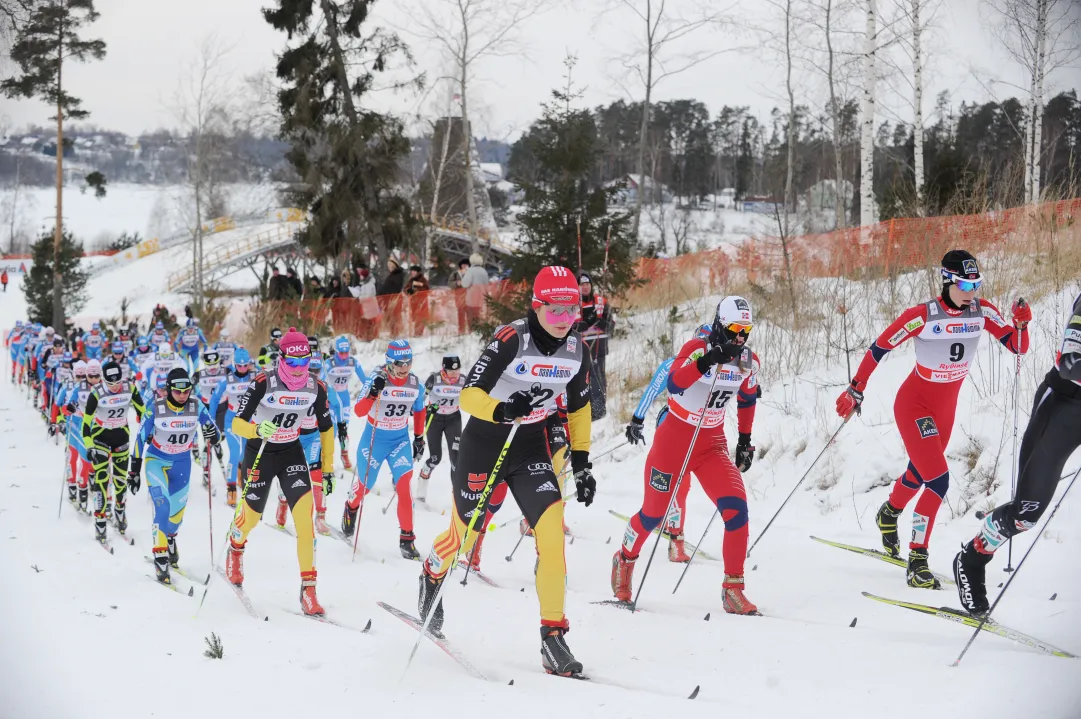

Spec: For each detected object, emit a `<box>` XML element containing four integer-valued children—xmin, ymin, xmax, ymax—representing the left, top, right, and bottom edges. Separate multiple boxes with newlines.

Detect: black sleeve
<box><xmin>424</xmin><ymin>373</ymin><xmax>436</xmax><ymax>393</ymax></box>
<box><xmin>235</xmin><ymin>373</ymin><xmax>268</xmax><ymax>422</ymax></box>
<box><xmin>1060</xmin><ymin>294</ymin><xmax>1081</xmax><ymax>381</ymax></box>
<box><xmin>566</xmin><ymin>349</ymin><xmax>592</xmax><ymax>414</ymax></box>
<box><xmin>464</xmin><ymin>328</ymin><xmax>520</xmax><ymax>394</ymax></box>
<box><xmin>315</xmin><ymin>381</ymin><xmax>334</xmax><ymax>432</ymax></box>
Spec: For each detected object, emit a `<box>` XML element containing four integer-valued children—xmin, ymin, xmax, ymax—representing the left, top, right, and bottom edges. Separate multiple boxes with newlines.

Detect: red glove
<box><xmin>835</xmin><ymin>385</ymin><xmax>864</xmax><ymax>419</ymax></box>
<box><xmin>1011</xmin><ymin>299</ymin><xmax>1031</xmax><ymax>329</ymax></box>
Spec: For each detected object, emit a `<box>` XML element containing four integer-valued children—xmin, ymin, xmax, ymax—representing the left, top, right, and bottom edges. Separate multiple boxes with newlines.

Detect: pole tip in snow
<box><xmin>187</xmin><ymin>587</ymin><xmax>194</xmax><ymax>597</ymax></box>
<box><xmin>569</xmin><ymin>537</ymin><xmax>574</xmax><ymax>545</ymax></box>
<box><xmin>1050</xmin><ymin>593</ymin><xmax>1057</xmax><ymax>601</ymax></box>
<box><xmin>751</xmin><ymin>564</ymin><xmax>757</xmax><ymax>571</ymax></box>
<box><xmin>688</xmin><ymin>686</ymin><xmax>700</xmax><ymax>700</ymax></box>
<box><xmin>520</xmin><ymin>587</ymin><xmax>525</xmax><ymax>592</ymax></box>
<box><xmin>998</xmin><ymin>582</ymin><xmax>1004</xmax><ymax>588</ymax></box>
<box><xmin>975</xmin><ymin>510</ymin><xmax>987</xmax><ymax>520</ymax></box>
<box><xmin>508</xmin><ymin>680</ymin><xmax>515</xmax><ymax>686</ymax></box>
<box><xmin>606</xmin><ymin>537</ymin><xmax>611</xmax><ymax>544</ymax></box>
<box><xmin>849</xmin><ymin>617</ymin><xmax>857</xmax><ymax>628</ymax></box>
<box><xmin>362</xmin><ymin>619</ymin><xmax>372</xmax><ymax>632</ymax></box>
<box><xmin>264</xmin><ymin>616</ymin><xmax>269</xmax><ymax>621</ymax></box>
<box><xmin>703</xmin><ymin>612</ymin><xmax>710</xmax><ymax>621</ymax></box>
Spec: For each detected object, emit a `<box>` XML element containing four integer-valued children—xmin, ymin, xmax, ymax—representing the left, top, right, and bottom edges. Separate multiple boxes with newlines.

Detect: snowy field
<box><xmin>2</xmin><ymin>272</ymin><xmax>1081</xmax><ymax>718</ymax></box>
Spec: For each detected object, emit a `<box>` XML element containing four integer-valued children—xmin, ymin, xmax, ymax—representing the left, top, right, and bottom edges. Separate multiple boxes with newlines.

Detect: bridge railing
<box><xmin>167</xmin><ymin>223</ymin><xmax>300</xmax><ymax>292</ymax></box>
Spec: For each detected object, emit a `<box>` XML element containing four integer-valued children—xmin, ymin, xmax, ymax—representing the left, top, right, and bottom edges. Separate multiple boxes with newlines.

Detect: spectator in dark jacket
<box><xmin>379</xmin><ymin>259</ymin><xmax>405</xmax><ymax>295</ymax></box>
<box><xmin>406</xmin><ymin>265</ymin><xmax>431</xmax><ymax>335</ymax></box>
<box><xmin>268</xmin><ymin>266</ymin><xmax>289</xmax><ymax>300</ymax></box>
<box><xmin>286</xmin><ymin>268</ymin><xmax>304</xmax><ymax>298</ymax></box>
<box><xmin>323</xmin><ymin>277</ymin><xmax>347</xmax><ymax>299</ymax></box>
<box><xmin>378</xmin><ymin>258</ymin><xmax>405</xmax><ymax>334</ymax></box>
<box><xmin>306</xmin><ymin>276</ymin><xmax>323</xmax><ymax>299</ymax></box>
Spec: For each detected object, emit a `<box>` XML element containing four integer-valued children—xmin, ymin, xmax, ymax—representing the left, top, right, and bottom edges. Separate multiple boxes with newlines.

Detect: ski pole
<box><xmin>951</xmin><ymin>464</ymin><xmax>1080</xmax><ymax>667</ymax></box>
<box><xmin>590</xmin><ymin>439</ymin><xmax>629</xmax><ymax>463</ymax></box>
<box><xmin>671</xmin><ymin>509</ymin><xmax>719</xmax><ymax>594</ymax></box>
<box><xmin>504</xmin><ymin>528</ymin><xmax>529</xmax><ymax>562</ymax></box>
<box><xmin>1005</xmin><ymin>310</ymin><xmax>1024</xmax><ymax>573</ymax></box>
<box><xmin>57</xmin><ymin>430</ymin><xmax>71</xmax><ymax>519</ymax></box>
<box><xmin>206</xmin><ymin>440</ymin><xmax>214</xmax><ymax>568</ymax></box>
<box><xmin>381</xmin><ymin>489</ymin><xmax>397</xmax><ymax>515</ymax></box>
<box><xmin>351</xmin><ymin>399</ymin><xmax>380</xmax><ymax>563</ymax></box>
<box><xmin>220</xmin><ymin>435</ymin><xmax>269</xmax><ymax>565</ymax></box>
<box><xmin>746</xmin><ymin>416</ymin><xmax>850</xmax><ymax>559</ymax></box>
<box><xmin>628</xmin><ymin>371</ymin><xmax>720</xmax><ymax>612</ymax></box>
<box><xmin>405</xmin><ymin>420</ymin><xmax>521</xmax><ymax>677</ymax></box>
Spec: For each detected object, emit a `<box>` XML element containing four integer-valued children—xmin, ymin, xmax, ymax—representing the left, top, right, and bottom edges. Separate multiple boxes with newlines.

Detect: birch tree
<box><xmin>402</xmin><ymin>0</ymin><xmax>545</xmax><ymax>253</ymax></box>
<box><xmin>859</xmin><ymin>0</ymin><xmax>877</xmax><ymax>229</ymax></box>
<box><xmin>606</xmin><ymin>0</ymin><xmax>739</xmax><ymax>240</ymax></box>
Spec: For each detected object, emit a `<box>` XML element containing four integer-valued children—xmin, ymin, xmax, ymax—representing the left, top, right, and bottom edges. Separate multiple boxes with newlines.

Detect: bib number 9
<box><xmin>949</xmin><ymin>343</ymin><xmax>965</xmax><ymax>362</ymax></box>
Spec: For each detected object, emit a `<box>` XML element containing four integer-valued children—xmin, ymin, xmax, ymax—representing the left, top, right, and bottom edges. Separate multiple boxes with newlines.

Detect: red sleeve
<box><xmin>851</xmin><ymin>304</ymin><xmax>928</xmax><ymax>391</ymax></box>
<box><xmin>413</xmin><ymin>410</ymin><xmax>425</xmax><ymax>435</ymax></box>
<box><xmin>979</xmin><ymin>299</ymin><xmax>1029</xmax><ymax>355</ymax></box>
<box><xmin>354</xmin><ymin>395</ymin><xmax>375</xmax><ymax>418</ymax></box>
<box><xmin>736</xmin><ymin>351</ymin><xmax>760</xmax><ymax>435</ymax></box>
<box><xmin>667</xmin><ymin>337</ymin><xmax>709</xmax><ymax>392</ymax></box>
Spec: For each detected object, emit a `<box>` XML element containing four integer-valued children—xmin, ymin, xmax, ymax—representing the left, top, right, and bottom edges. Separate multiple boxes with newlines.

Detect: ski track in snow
<box><xmin>2</xmin><ymin>275</ymin><xmax>1080</xmax><ymax>718</ymax></box>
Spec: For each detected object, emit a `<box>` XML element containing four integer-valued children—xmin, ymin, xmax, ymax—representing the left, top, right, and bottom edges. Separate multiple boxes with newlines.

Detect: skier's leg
<box><xmin>229</xmin><ymin>443</ymin><xmax>273</xmax><ymax>548</ymax></box>
<box><xmin>279</xmin><ymin>445</ymin><xmax>316</xmax><ymax>578</ymax></box>
<box><xmin>345</xmin><ymin>425</ymin><xmax>382</xmax><ymax>510</ymax></box>
<box><xmin>622</xmin><ymin>436</ymin><xmax>689</xmax><ymax>560</ymax></box>
<box><xmin>389</xmin><ymin>437</ymin><xmax>417</xmax><ymax>556</ymax></box>
<box><xmin>446</xmin><ymin>412</ymin><xmax>461</xmax><ymax>476</ymax></box>
<box><xmin>110</xmin><ymin>431</ymin><xmax>132</xmax><ymax>529</ymax></box>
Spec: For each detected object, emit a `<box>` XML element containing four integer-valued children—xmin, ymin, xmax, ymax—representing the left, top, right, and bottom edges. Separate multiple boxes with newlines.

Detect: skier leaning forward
<box><xmin>613</xmin><ymin>296</ymin><xmax>761</xmax><ymax>615</ymax></box>
<box><xmin>834</xmin><ymin>250</ymin><xmax>1029</xmax><ymax>589</ymax></box>
<box><xmin>224</xmin><ymin>328</ymin><xmax>336</xmax><ymax>616</ymax></box>
<box><xmin>953</xmin><ymin>291</ymin><xmax>1081</xmax><ymax>614</ymax></box>
<box><xmin>417</xmin><ymin>265</ymin><xmax>598</xmax><ymax>677</ymax></box>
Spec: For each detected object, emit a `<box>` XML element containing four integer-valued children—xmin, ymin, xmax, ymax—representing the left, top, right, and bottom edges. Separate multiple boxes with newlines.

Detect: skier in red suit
<box><xmin>835</xmin><ymin>250</ymin><xmax>1030</xmax><ymax>588</ymax></box>
<box><xmin>612</xmin><ymin>295</ymin><xmax>761</xmax><ymax>615</ymax></box>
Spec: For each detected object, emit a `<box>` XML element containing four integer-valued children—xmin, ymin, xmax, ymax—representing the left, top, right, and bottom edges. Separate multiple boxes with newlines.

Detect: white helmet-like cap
<box><xmin>73</xmin><ymin>360</ymin><xmax>88</xmax><ymax>377</ymax></box>
<box><xmin>712</xmin><ymin>295</ymin><xmax>754</xmax><ymax>343</ymax></box>
<box><xmin>86</xmin><ymin>359</ymin><xmax>103</xmax><ymax>375</ymax></box>
<box><xmin>44</xmin><ymin>326</ymin><xmax>55</xmax><ymax>335</ymax></box>
<box><xmin>220</xmin><ymin>327</ymin><xmax>230</xmax><ymax>339</ymax></box>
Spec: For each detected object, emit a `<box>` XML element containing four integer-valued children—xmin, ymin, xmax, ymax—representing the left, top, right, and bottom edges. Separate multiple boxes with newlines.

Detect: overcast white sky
<box><xmin>2</xmin><ymin>0</ymin><xmax>1077</xmax><ymax>141</ymax></box>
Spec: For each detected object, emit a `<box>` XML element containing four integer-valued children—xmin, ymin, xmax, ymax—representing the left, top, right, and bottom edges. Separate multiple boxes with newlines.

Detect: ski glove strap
<box><xmin>412</xmin><ymin>434</ymin><xmax>425</xmax><ymax>460</ymax></box>
<box><xmin>625</xmin><ymin>417</ymin><xmax>645</xmax><ymax>445</ymax></box>
<box><xmin>735</xmin><ymin>432</ymin><xmax>755</xmax><ymax>473</ymax></box>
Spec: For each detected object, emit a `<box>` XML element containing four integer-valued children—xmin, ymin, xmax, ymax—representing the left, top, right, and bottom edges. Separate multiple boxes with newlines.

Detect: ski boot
<box><xmin>520</xmin><ymin>517</ymin><xmax>534</xmax><ymax>537</ymax></box>
<box><xmin>876</xmin><ymin>501</ymin><xmax>903</xmax><ymax>558</ymax></box>
<box><xmin>67</xmin><ymin>484</ymin><xmax>77</xmax><ymax>502</ymax></box>
<box><xmin>192</xmin><ymin>443</ymin><xmax>202</xmax><ymax>466</ymax></box>
<box><xmin>226</xmin><ymin>486</ymin><xmax>237</xmax><ymax>507</ymax></box>
<box><xmin>611</xmin><ymin>550</ymin><xmax>636</xmax><ymax>602</ymax></box>
<box><xmin>300</xmin><ymin>574</ymin><xmax>325</xmax><ymax>616</ymax></box>
<box><xmin>167</xmin><ymin>536</ymin><xmax>179</xmax><ymax>568</ymax></box>
<box><xmin>540</xmin><ymin>622</ymin><xmax>583</xmax><ymax>677</ymax></box>
<box><xmin>953</xmin><ymin>539</ymin><xmax>992</xmax><ymax>615</ymax></box>
<box><xmin>94</xmin><ymin>523</ymin><xmax>108</xmax><ymax>544</ymax></box>
<box><xmin>906</xmin><ymin>547</ymin><xmax>942</xmax><ymax>589</ymax></box>
<box><xmin>113</xmin><ymin>502</ymin><xmax>127</xmax><ymax>535</ymax></box>
<box><xmin>466</xmin><ymin>532</ymin><xmax>486</xmax><ymax>570</ymax></box>
<box><xmin>314</xmin><ymin>511</ymin><xmax>330</xmax><ymax>536</ymax></box>
<box><xmin>225</xmin><ymin>539</ymin><xmax>245</xmax><ymax>586</ymax></box>
<box><xmin>721</xmin><ymin>575</ymin><xmax>760</xmax><ymax>615</ymax></box>
<box><xmin>400</xmin><ymin>531</ymin><xmax>421</xmax><ymax>560</ymax></box>
<box><xmin>340</xmin><ymin>448</ymin><xmax>352</xmax><ymax>471</ymax></box>
<box><xmin>668</xmin><ymin>532</ymin><xmax>690</xmax><ymax>562</ymax></box>
<box><xmin>418</xmin><ymin>569</ymin><xmax>446</xmax><ymax>634</ymax></box>
<box><xmin>275</xmin><ymin>496</ymin><xmax>288</xmax><ymax>528</ymax></box>
<box><xmin>77</xmin><ymin>487</ymin><xmax>89</xmax><ymax>513</ymax></box>
<box><xmin>341</xmin><ymin>503</ymin><xmax>358</xmax><ymax>536</ymax></box>
<box><xmin>152</xmin><ymin>552</ymin><xmax>171</xmax><ymax>585</ymax></box>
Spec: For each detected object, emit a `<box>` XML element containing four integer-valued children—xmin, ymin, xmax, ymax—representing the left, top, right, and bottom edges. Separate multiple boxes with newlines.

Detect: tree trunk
<box><xmin>1023</xmin><ymin>50</ymin><xmax>1037</xmax><ymax>203</ymax></box>
<box><xmin>1031</xmin><ymin>0</ymin><xmax>1047</xmax><ymax>204</ymax></box>
<box><xmin>911</xmin><ymin>0</ymin><xmax>925</xmax><ymax>214</ymax></box>
<box><xmin>826</xmin><ymin>0</ymin><xmax>847</xmax><ymax>231</ymax></box>
<box><xmin>52</xmin><ymin>19</ymin><xmax>65</xmax><ymax>331</ymax></box>
<box><xmin>859</xmin><ymin>0</ymin><xmax>877</xmax><ymax>230</ymax></box>
<box><xmin>427</xmin><ymin>113</ymin><xmax>454</xmax><ymax>268</ymax></box>
<box><xmin>8</xmin><ymin>156</ymin><xmax>21</xmax><ymax>253</ymax></box>
<box><xmin>457</xmin><ymin>17</ymin><xmax>479</xmax><ymax>254</ymax></box>
<box><xmin>632</xmin><ymin>17</ymin><xmax>654</xmax><ymax>242</ymax></box>
<box><xmin>320</xmin><ymin>0</ymin><xmax>389</xmax><ymax>278</ymax></box>
<box><xmin>781</xmin><ymin>0</ymin><xmax>798</xmax><ymax>322</ymax></box>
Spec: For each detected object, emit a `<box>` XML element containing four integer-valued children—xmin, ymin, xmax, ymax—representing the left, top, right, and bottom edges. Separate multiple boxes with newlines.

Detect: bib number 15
<box><xmin>706</xmin><ymin>390</ymin><xmax>734</xmax><ymax>410</ymax></box>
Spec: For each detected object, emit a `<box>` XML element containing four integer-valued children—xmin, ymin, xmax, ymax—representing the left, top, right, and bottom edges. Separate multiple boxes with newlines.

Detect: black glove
<box><xmin>87</xmin><ymin>446</ymin><xmax>109</xmax><ymax>466</ymax></box>
<box><xmin>64</xmin><ymin>402</ymin><xmax>76</xmax><ymax>415</ymax></box>
<box><xmin>213</xmin><ymin>442</ymin><xmax>223</xmax><ymax>461</ymax></box>
<box><xmin>499</xmin><ymin>390</ymin><xmax>534</xmax><ymax>422</ymax></box>
<box><xmin>368</xmin><ymin>375</ymin><xmax>386</xmax><ymax>398</ymax></box>
<box><xmin>48</xmin><ymin>423</ymin><xmax>57</xmax><ymax>437</ymax></box>
<box><xmin>571</xmin><ymin>450</ymin><xmax>596</xmax><ymax>506</ymax></box>
<box><xmin>127</xmin><ymin>456</ymin><xmax>142</xmax><ymax>495</ymax></box>
<box><xmin>336</xmin><ymin>421</ymin><xmax>349</xmax><ymax>444</ymax></box>
<box><xmin>734</xmin><ymin>433</ymin><xmax>755</xmax><ymax>473</ymax></box>
<box><xmin>202</xmin><ymin>421</ymin><xmax>220</xmax><ymax>446</ymax></box>
<box><xmin>625</xmin><ymin>416</ymin><xmax>645</xmax><ymax>445</ymax></box>
<box><xmin>696</xmin><ymin>342</ymin><xmax>743</xmax><ymax>373</ymax></box>
<box><xmin>412</xmin><ymin>434</ymin><xmax>425</xmax><ymax>460</ymax></box>
<box><xmin>323</xmin><ymin>471</ymin><xmax>335</xmax><ymax>495</ymax></box>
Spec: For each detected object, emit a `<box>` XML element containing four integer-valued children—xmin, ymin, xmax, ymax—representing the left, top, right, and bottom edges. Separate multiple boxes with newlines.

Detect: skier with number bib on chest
<box><xmin>323</xmin><ymin>335</ymin><xmax>365</xmax><ymax>470</ymax></box>
<box><xmin>225</xmin><ymin>329</ymin><xmax>336</xmax><ymax>615</ymax></box>
<box><xmin>834</xmin><ymin>250</ymin><xmax>1029</xmax><ymax>588</ymax></box>
<box><xmin>418</xmin><ymin>265</ymin><xmax>597</xmax><ymax>678</ymax></box>
<box><xmin>953</xmin><ymin>291</ymin><xmax>1080</xmax><ymax>615</ymax></box>
<box><xmin>417</xmin><ymin>355</ymin><xmax>465</xmax><ymax>504</ymax></box>
<box><xmin>129</xmin><ymin>368</ymin><xmax>220</xmax><ymax>585</ymax></box>
<box><xmin>341</xmin><ymin>340</ymin><xmax>426</xmax><ymax>559</ymax></box>
<box><xmin>613</xmin><ymin>296</ymin><xmax>761</xmax><ymax>614</ymax></box>
<box><xmin>208</xmin><ymin>348</ymin><xmax>255</xmax><ymax>507</ymax></box>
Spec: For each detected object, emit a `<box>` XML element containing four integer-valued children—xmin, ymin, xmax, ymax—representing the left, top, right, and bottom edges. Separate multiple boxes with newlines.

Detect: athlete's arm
<box><xmin>850</xmin><ymin>304</ymin><xmax>928</xmax><ymax>391</ymax></box>
<box><xmin>231</xmin><ymin>373</ymin><xmax>268</xmax><ymax>440</ymax></box>
<box><xmin>667</xmin><ymin>337</ymin><xmax>709</xmax><ymax>393</ymax></box>
<box><xmin>315</xmin><ymin>381</ymin><xmax>335</xmax><ymax>473</ymax></box>
<box><xmin>736</xmin><ymin>351</ymin><xmax>761</xmax><ymax>435</ymax></box>
<box><xmin>565</xmin><ymin>348</ymin><xmax>593</xmax><ymax>458</ymax></box>
<box><xmin>634</xmin><ymin>357</ymin><xmax>673</xmax><ymax>421</ymax></box>
<box><xmin>459</xmin><ymin>325</ymin><xmax>521</xmax><ymax>423</ymax></box>
<box><xmin>1059</xmin><ymin>294</ymin><xmax>1081</xmax><ymax>381</ymax></box>
<box><xmin>81</xmin><ymin>390</ymin><xmax>100</xmax><ymax>441</ymax></box>
<box><xmin>130</xmin><ymin>384</ymin><xmax>146</xmax><ymax>421</ymax></box>
<box><xmin>208</xmin><ymin>377</ymin><xmax>227</xmax><ymax>416</ymax></box>
<box><xmin>412</xmin><ymin>381</ymin><xmax>427</xmax><ymax>435</ymax></box>
<box><xmin>979</xmin><ymin>299</ymin><xmax>1029</xmax><ymax>355</ymax></box>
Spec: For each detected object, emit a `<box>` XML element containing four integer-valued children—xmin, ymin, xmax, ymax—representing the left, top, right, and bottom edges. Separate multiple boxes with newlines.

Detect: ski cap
<box><xmin>712</xmin><ymin>296</ymin><xmax>753</xmax><ymax>344</ymax></box>
<box><xmin>86</xmin><ymin>359</ymin><xmax>102</xmax><ymax>375</ymax></box>
<box><xmin>309</xmin><ymin>355</ymin><xmax>324</xmax><ymax>374</ymax></box>
<box><xmin>62</xmin><ymin>351</ymin><xmax>73</xmax><ymax>363</ymax></box>
<box><xmin>73</xmin><ymin>360</ymin><xmax>88</xmax><ymax>377</ymax></box>
<box><xmin>155</xmin><ymin>321</ymin><xmax>164</xmax><ymax>330</ymax></box>
<box><xmin>694</xmin><ymin>323</ymin><xmax>712</xmax><ymax>340</ymax></box>
<box><xmin>137</xmin><ymin>335</ymin><xmax>149</xmax><ymax>348</ymax></box>
<box><xmin>233</xmin><ymin>348</ymin><xmax>252</xmax><ymax>368</ymax></box>
<box><xmin>385</xmin><ymin>339</ymin><xmax>412</xmax><ymax>365</ymax></box>
<box><xmin>111</xmin><ymin>341</ymin><xmax>125</xmax><ymax>354</ymax></box>
<box><xmin>279</xmin><ymin>328</ymin><xmax>310</xmax><ymax>358</ymax></box>
<box><xmin>335</xmin><ymin>335</ymin><xmax>351</xmax><ymax>354</ymax></box>
<box><xmin>941</xmin><ymin>249</ymin><xmax>982</xmax><ymax>288</ymax></box>
<box><xmin>166</xmin><ymin>367</ymin><xmax>193</xmax><ymax>397</ymax></box>
<box><xmin>91</xmin><ymin>322</ymin><xmax>100</xmax><ymax>331</ymax></box>
<box><xmin>220</xmin><ymin>327</ymin><xmax>231</xmax><ymax>339</ymax></box>
<box><xmin>531</xmin><ymin>266</ymin><xmax>579</xmax><ymax>309</ymax></box>
<box><xmin>442</xmin><ymin>355</ymin><xmax>461</xmax><ymax>371</ymax></box>
<box><xmin>270</xmin><ymin>327</ymin><xmax>283</xmax><ymax>342</ymax></box>
<box><xmin>101</xmin><ymin>361</ymin><xmax>123</xmax><ymax>385</ymax></box>
<box><xmin>578</xmin><ymin>272</ymin><xmax>592</xmax><ymax>284</ymax></box>
<box><xmin>14</xmin><ymin>320</ymin><xmax>22</xmax><ymax>328</ymax></box>
<box><xmin>203</xmin><ymin>350</ymin><xmax>221</xmax><ymax>366</ymax></box>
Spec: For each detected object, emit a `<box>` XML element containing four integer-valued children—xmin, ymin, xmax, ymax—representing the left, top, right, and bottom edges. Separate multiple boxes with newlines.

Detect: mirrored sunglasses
<box><xmin>542</xmin><ymin>303</ymin><xmax>580</xmax><ymax>318</ymax></box>
<box><xmin>282</xmin><ymin>354</ymin><xmax>311</xmax><ymax>368</ymax></box>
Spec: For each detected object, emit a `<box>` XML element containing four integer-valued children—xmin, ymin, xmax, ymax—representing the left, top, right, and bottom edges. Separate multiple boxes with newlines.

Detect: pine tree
<box><xmin>1</xmin><ymin>0</ymin><xmax>105</xmax><ymax>329</ymax></box>
<box><xmin>264</xmin><ymin>0</ymin><xmax>420</xmax><ymax>282</ymax></box>
<box><xmin>502</xmin><ymin>56</ymin><xmax>636</xmax><ymax>322</ymax></box>
<box><xmin>23</xmin><ymin>228</ymin><xmax>89</xmax><ymax>327</ymax></box>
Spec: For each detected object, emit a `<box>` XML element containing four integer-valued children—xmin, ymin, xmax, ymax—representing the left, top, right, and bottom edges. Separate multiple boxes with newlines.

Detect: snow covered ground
<box><xmin>2</xmin><ymin>273</ymin><xmax>1080</xmax><ymax>718</ymax></box>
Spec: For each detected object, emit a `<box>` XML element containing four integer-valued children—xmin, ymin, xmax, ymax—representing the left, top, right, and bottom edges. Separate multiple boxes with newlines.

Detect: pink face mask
<box><xmin>278</xmin><ymin>360</ymin><xmax>309</xmax><ymax>390</ymax></box>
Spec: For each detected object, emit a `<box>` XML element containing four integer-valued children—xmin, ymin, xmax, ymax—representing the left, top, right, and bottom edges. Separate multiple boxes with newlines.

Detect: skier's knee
<box><xmin>636</xmin><ymin>511</ymin><xmax>663</xmax><ymax>532</ymax></box>
<box><xmin>924</xmin><ymin>471</ymin><xmax>949</xmax><ymax>498</ymax></box>
<box><xmin>717</xmin><ymin>496</ymin><xmax>749</xmax><ymax>532</ymax></box>
<box><xmin>426</xmin><ymin>452</ymin><xmax>442</xmax><ymax>468</ymax></box>
<box><xmin>901</xmin><ymin>462</ymin><xmax>922</xmax><ymax>489</ymax></box>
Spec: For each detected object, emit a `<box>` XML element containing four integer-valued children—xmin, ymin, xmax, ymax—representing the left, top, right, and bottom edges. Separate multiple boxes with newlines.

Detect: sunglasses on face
<box><xmin>942</xmin><ymin>271</ymin><xmax>982</xmax><ymax>292</ymax></box>
<box><xmin>725</xmin><ymin>322</ymin><xmax>753</xmax><ymax>335</ymax></box>
<box><xmin>542</xmin><ymin>303</ymin><xmax>580</xmax><ymax>318</ymax></box>
<box><xmin>170</xmin><ymin>385</ymin><xmax>193</xmax><ymax>394</ymax></box>
<box><xmin>282</xmin><ymin>355</ymin><xmax>311</xmax><ymax>368</ymax></box>
<box><xmin>388</xmin><ymin>359</ymin><xmax>412</xmax><ymax>369</ymax></box>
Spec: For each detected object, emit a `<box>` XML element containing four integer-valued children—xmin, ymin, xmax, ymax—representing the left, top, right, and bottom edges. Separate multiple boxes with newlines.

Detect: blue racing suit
<box><xmin>208</xmin><ymin>368</ymin><xmax>255</xmax><ymax>489</ymax></box>
<box><xmin>81</xmin><ymin>331</ymin><xmax>106</xmax><ymax>360</ymax></box>
<box><xmin>633</xmin><ymin>357</ymin><xmax>674</xmax><ymax>428</ymax></box>
<box><xmin>173</xmin><ymin>328</ymin><xmax>208</xmax><ymax>372</ymax></box>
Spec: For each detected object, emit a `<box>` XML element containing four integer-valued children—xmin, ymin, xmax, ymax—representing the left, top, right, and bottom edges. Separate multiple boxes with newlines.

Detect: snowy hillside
<box><xmin>2</xmin><ymin>272</ymin><xmax>1080</xmax><ymax>718</ymax></box>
